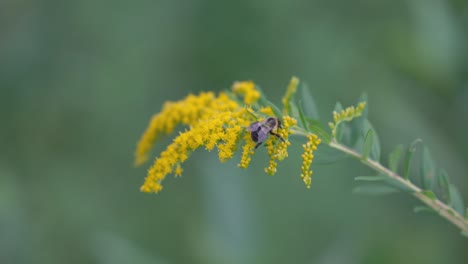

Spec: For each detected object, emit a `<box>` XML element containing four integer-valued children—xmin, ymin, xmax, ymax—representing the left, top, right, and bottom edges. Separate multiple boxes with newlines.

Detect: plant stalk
<box><xmin>328</xmin><ymin>140</ymin><xmax>468</xmax><ymax>233</ymax></box>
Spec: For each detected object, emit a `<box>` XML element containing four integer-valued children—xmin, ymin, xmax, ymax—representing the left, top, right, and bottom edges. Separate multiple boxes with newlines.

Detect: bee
<box><xmin>246</xmin><ymin>117</ymin><xmax>285</xmax><ymax>149</ymax></box>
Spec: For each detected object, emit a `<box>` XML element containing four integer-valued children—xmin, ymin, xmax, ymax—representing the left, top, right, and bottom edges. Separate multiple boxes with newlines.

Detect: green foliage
<box><xmin>364</xmin><ymin>120</ymin><xmax>381</xmax><ymax>162</ymax></box>
<box><xmin>438</xmin><ymin>169</ymin><xmax>450</xmax><ymax>204</ymax></box>
<box><xmin>421</xmin><ymin>146</ymin><xmax>436</xmax><ymax>190</ymax></box>
<box><xmin>403</xmin><ymin>139</ymin><xmax>422</xmax><ymax>180</ymax></box>
<box><xmin>413</xmin><ymin>206</ymin><xmax>435</xmax><ymax>214</ymax></box>
<box><xmin>362</xmin><ymin>129</ymin><xmax>374</xmax><ymax>160</ymax></box>
<box><xmin>355</xmin><ymin>175</ymin><xmax>387</xmax><ymax>181</ymax></box>
<box><xmin>297</xmin><ymin>101</ymin><xmax>310</xmax><ymax>133</ymax></box>
<box><xmin>421</xmin><ymin>190</ymin><xmax>437</xmax><ymax>201</ymax></box>
<box><xmin>255</xmin><ymin>85</ymin><xmax>283</xmax><ymax>118</ymax></box>
<box><xmin>323</xmin><ymin>97</ymin><xmax>466</xmax><ymax>235</ymax></box>
<box><xmin>388</xmin><ymin>144</ymin><xmax>404</xmax><ymax>173</ymax></box>
<box><xmin>306</xmin><ymin>118</ymin><xmax>331</xmax><ymax>144</ymax></box>
<box><xmin>299</xmin><ymin>82</ymin><xmax>319</xmax><ymax>119</ymax></box>
<box><xmin>352</xmin><ymin>185</ymin><xmax>400</xmax><ymax>196</ymax></box>
<box><xmin>449</xmin><ymin>184</ymin><xmax>465</xmax><ymax>216</ymax></box>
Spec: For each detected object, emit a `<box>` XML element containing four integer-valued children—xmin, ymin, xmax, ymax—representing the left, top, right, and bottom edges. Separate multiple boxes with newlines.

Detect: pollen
<box><xmin>300</xmin><ymin>134</ymin><xmax>321</xmax><ymax>188</ymax></box>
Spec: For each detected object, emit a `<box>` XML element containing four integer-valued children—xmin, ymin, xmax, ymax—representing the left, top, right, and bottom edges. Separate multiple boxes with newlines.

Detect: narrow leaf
<box><xmin>362</xmin><ymin>129</ymin><xmax>373</xmax><ymax>160</ymax></box>
<box><xmin>357</xmin><ymin>93</ymin><xmax>368</xmax><ymax>119</ymax></box>
<box><xmin>364</xmin><ymin>120</ymin><xmax>381</xmax><ymax>161</ymax></box>
<box><xmin>352</xmin><ymin>185</ymin><xmax>400</xmax><ymax>196</ymax></box>
<box><xmin>461</xmin><ymin>231</ymin><xmax>468</xmax><ymax>238</ymax></box>
<box><xmin>449</xmin><ymin>184</ymin><xmax>465</xmax><ymax>215</ymax></box>
<box><xmin>289</xmin><ymin>101</ymin><xmax>300</xmax><ymax>121</ymax></box>
<box><xmin>355</xmin><ymin>175</ymin><xmax>387</xmax><ymax>181</ymax></box>
<box><xmin>349</xmin><ymin>93</ymin><xmax>368</xmax><ymax>147</ymax></box>
<box><xmin>421</xmin><ymin>146</ymin><xmax>436</xmax><ymax>190</ymax></box>
<box><xmin>300</xmin><ymin>82</ymin><xmax>319</xmax><ymax>119</ymax></box>
<box><xmin>438</xmin><ymin>169</ymin><xmax>450</xmax><ymax>204</ymax></box>
<box><xmin>413</xmin><ymin>206</ymin><xmax>435</xmax><ymax>214</ymax></box>
<box><xmin>297</xmin><ymin>101</ymin><xmax>310</xmax><ymax>132</ymax></box>
<box><xmin>388</xmin><ymin>144</ymin><xmax>404</xmax><ymax>172</ymax></box>
<box><xmin>334</xmin><ymin>102</ymin><xmax>343</xmax><ymax>113</ymax></box>
<box><xmin>421</xmin><ymin>190</ymin><xmax>437</xmax><ymax>200</ymax></box>
<box><xmin>465</xmin><ymin>208</ymin><xmax>468</xmax><ymax>221</ymax></box>
<box><xmin>403</xmin><ymin>139</ymin><xmax>422</xmax><ymax>180</ymax></box>
<box><xmin>381</xmin><ymin>174</ymin><xmax>415</xmax><ymax>193</ymax></box>
<box><xmin>255</xmin><ymin>85</ymin><xmax>283</xmax><ymax>118</ymax></box>
<box><xmin>306</xmin><ymin>118</ymin><xmax>332</xmax><ymax>143</ymax></box>
<box><xmin>313</xmin><ymin>143</ymin><xmax>347</xmax><ymax>164</ymax></box>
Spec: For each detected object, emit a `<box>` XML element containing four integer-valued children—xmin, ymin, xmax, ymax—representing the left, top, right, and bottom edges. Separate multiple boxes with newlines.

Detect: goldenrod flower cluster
<box><xmin>232</xmin><ymin>81</ymin><xmax>260</xmax><ymax>105</ymax></box>
<box><xmin>328</xmin><ymin>102</ymin><xmax>366</xmax><ymax>138</ymax></box>
<box><xmin>134</xmin><ymin>92</ymin><xmax>219</xmax><ymax>165</ymax></box>
<box><xmin>135</xmin><ymin>79</ymin><xmax>322</xmax><ymax>194</ymax></box>
<box><xmin>136</xmin><ymin>86</ymin><xmax>258</xmax><ymax>193</ymax></box>
<box><xmin>265</xmin><ymin>116</ymin><xmax>297</xmax><ymax>175</ymax></box>
<box><xmin>301</xmin><ymin>134</ymin><xmax>321</xmax><ymax>188</ymax></box>
<box><xmin>238</xmin><ymin>133</ymin><xmax>256</xmax><ymax>169</ymax></box>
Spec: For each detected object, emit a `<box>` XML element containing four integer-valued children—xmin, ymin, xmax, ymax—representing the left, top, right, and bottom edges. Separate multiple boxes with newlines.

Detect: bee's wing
<box><xmin>255</xmin><ymin>126</ymin><xmax>270</xmax><ymax>143</ymax></box>
<box><xmin>246</xmin><ymin>122</ymin><xmax>261</xmax><ymax>132</ymax></box>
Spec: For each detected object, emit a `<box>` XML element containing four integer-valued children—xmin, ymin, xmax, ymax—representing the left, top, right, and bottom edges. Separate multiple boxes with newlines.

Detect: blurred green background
<box><xmin>1</xmin><ymin>0</ymin><xmax>468</xmax><ymax>263</ymax></box>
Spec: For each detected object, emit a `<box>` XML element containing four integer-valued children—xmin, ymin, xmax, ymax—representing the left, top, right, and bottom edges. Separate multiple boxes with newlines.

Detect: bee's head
<box><xmin>277</xmin><ymin>118</ymin><xmax>283</xmax><ymax>129</ymax></box>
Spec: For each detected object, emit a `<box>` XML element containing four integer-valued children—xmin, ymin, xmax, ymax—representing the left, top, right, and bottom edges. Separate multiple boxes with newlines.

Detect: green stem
<box><xmin>291</xmin><ymin>127</ymin><xmax>468</xmax><ymax>233</ymax></box>
<box><xmin>329</xmin><ymin>140</ymin><xmax>468</xmax><ymax>233</ymax></box>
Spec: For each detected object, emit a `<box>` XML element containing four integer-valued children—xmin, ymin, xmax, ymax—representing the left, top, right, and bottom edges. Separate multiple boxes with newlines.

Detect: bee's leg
<box><xmin>270</xmin><ymin>131</ymin><xmax>285</xmax><ymax>142</ymax></box>
<box><xmin>254</xmin><ymin>142</ymin><xmax>263</xmax><ymax>149</ymax></box>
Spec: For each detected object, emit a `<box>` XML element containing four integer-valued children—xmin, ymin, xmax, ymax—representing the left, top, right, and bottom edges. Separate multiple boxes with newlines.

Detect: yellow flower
<box><xmin>259</xmin><ymin>106</ymin><xmax>275</xmax><ymax>116</ymax></box>
<box><xmin>238</xmin><ymin>133</ymin><xmax>256</xmax><ymax>168</ymax></box>
<box><xmin>134</xmin><ymin>92</ymin><xmax>216</xmax><ymax>165</ymax></box>
<box><xmin>300</xmin><ymin>134</ymin><xmax>321</xmax><ymax>188</ymax></box>
<box><xmin>232</xmin><ymin>81</ymin><xmax>260</xmax><ymax>104</ymax></box>
<box><xmin>136</xmin><ymin>87</ymin><xmax>260</xmax><ymax>193</ymax></box>
<box><xmin>329</xmin><ymin>102</ymin><xmax>366</xmax><ymax>139</ymax></box>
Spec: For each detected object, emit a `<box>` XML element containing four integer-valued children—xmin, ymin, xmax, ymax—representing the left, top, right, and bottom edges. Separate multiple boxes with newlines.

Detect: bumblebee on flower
<box><xmin>134</xmin><ymin>78</ymin><xmax>323</xmax><ymax>193</ymax></box>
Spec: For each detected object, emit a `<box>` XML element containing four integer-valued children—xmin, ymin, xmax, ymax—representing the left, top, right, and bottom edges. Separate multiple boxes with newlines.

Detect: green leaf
<box><xmin>349</xmin><ymin>93</ymin><xmax>368</xmax><ymax>147</ymax></box>
<box><xmin>255</xmin><ymin>85</ymin><xmax>283</xmax><ymax>118</ymax></box>
<box><xmin>449</xmin><ymin>184</ymin><xmax>465</xmax><ymax>216</ymax></box>
<box><xmin>352</xmin><ymin>185</ymin><xmax>400</xmax><ymax>196</ymax></box>
<box><xmin>421</xmin><ymin>190</ymin><xmax>437</xmax><ymax>200</ymax></box>
<box><xmin>403</xmin><ymin>139</ymin><xmax>422</xmax><ymax>180</ymax></box>
<box><xmin>314</xmin><ymin>143</ymin><xmax>347</xmax><ymax>164</ymax></box>
<box><xmin>357</xmin><ymin>92</ymin><xmax>368</xmax><ymax>119</ymax></box>
<box><xmin>297</xmin><ymin>101</ymin><xmax>310</xmax><ymax>133</ymax></box>
<box><xmin>421</xmin><ymin>146</ymin><xmax>436</xmax><ymax>190</ymax></box>
<box><xmin>299</xmin><ymin>82</ymin><xmax>319</xmax><ymax>119</ymax></box>
<box><xmin>354</xmin><ymin>175</ymin><xmax>387</xmax><ymax>181</ymax></box>
<box><xmin>465</xmin><ymin>208</ymin><xmax>468</xmax><ymax>221</ymax></box>
<box><xmin>381</xmin><ymin>174</ymin><xmax>415</xmax><ymax>193</ymax></box>
<box><xmin>306</xmin><ymin>118</ymin><xmax>332</xmax><ymax>143</ymax></box>
<box><xmin>438</xmin><ymin>169</ymin><xmax>450</xmax><ymax>204</ymax></box>
<box><xmin>362</xmin><ymin>129</ymin><xmax>374</xmax><ymax>160</ymax></box>
<box><xmin>388</xmin><ymin>144</ymin><xmax>404</xmax><ymax>173</ymax></box>
<box><xmin>364</xmin><ymin>120</ymin><xmax>381</xmax><ymax>162</ymax></box>
<box><xmin>355</xmin><ymin>173</ymin><xmax>414</xmax><ymax>192</ymax></box>
<box><xmin>334</xmin><ymin>102</ymin><xmax>343</xmax><ymax>113</ymax></box>
<box><xmin>461</xmin><ymin>230</ymin><xmax>468</xmax><ymax>238</ymax></box>
<box><xmin>413</xmin><ymin>206</ymin><xmax>435</xmax><ymax>214</ymax></box>
<box><xmin>289</xmin><ymin>101</ymin><xmax>300</xmax><ymax>121</ymax></box>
